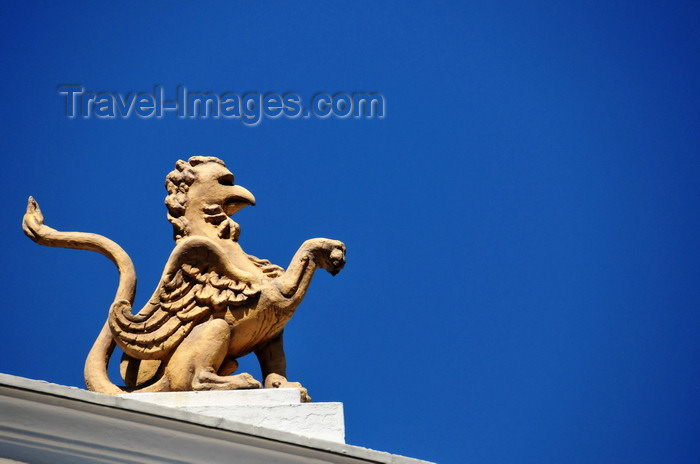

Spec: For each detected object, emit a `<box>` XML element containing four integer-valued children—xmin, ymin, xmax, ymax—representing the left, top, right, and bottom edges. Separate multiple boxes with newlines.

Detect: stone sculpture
<box><xmin>22</xmin><ymin>156</ymin><xmax>345</xmax><ymax>401</ymax></box>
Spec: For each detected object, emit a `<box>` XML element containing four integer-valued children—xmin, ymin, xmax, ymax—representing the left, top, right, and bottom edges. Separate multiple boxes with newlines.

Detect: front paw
<box><xmin>326</xmin><ymin>241</ymin><xmax>346</xmax><ymax>276</ymax></box>
<box><xmin>264</xmin><ymin>373</ymin><xmax>312</xmax><ymax>402</ymax></box>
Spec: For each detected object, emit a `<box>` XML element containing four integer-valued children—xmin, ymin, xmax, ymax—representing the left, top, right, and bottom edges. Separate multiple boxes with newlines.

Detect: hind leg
<box><xmin>165</xmin><ymin>319</ymin><xmax>261</xmax><ymax>391</ymax></box>
<box><xmin>218</xmin><ymin>356</ymin><xmax>240</xmax><ymax>376</ymax></box>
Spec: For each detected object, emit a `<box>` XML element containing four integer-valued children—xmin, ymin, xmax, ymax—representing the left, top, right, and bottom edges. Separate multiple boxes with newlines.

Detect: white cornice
<box><xmin>0</xmin><ymin>374</ymin><xmax>434</xmax><ymax>464</ymax></box>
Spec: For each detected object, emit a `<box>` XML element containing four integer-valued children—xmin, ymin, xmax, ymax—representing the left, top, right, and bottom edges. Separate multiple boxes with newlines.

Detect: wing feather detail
<box><xmin>247</xmin><ymin>254</ymin><xmax>285</xmax><ymax>278</ymax></box>
<box><xmin>108</xmin><ymin>236</ymin><xmax>261</xmax><ymax>360</ymax></box>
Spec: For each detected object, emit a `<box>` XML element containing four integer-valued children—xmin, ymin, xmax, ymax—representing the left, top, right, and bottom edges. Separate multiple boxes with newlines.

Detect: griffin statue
<box><xmin>22</xmin><ymin>156</ymin><xmax>346</xmax><ymax>402</ymax></box>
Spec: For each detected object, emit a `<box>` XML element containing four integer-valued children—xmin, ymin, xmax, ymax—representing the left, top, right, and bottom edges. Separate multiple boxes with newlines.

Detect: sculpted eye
<box><xmin>218</xmin><ymin>174</ymin><xmax>234</xmax><ymax>186</ymax></box>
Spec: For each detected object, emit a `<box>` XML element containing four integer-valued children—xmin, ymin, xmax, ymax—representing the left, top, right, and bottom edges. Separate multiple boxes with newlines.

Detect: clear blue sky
<box><xmin>1</xmin><ymin>3</ymin><xmax>699</xmax><ymax>463</ymax></box>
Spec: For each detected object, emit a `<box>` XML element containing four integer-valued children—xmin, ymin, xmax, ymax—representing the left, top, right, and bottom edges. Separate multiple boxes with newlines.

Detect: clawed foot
<box><xmin>265</xmin><ymin>373</ymin><xmax>312</xmax><ymax>402</ymax></box>
<box><xmin>312</xmin><ymin>239</ymin><xmax>346</xmax><ymax>276</ymax></box>
<box><xmin>193</xmin><ymin>371</ymin><xmax>262</xmax><ymax>391</ymax></box>
<box><xmin>328</xmin><ymin>244</ymin><xmax>346</xmax><ymax>276</ymax></box>
<box><xmin>227</xmin><ymin>372</ymin><xmax>262</xmax><ymax>389</ymax></box>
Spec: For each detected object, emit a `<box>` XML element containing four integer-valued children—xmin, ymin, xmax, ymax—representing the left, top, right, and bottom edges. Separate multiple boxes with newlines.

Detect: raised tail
<box><xmin>23</xmin><ymin>196</ymin><xmax>136</xmax><ymax>394</ymax></box>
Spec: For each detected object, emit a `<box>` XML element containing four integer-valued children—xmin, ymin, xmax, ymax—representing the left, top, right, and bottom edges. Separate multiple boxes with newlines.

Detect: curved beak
<box><xmin>224</xmin><ymin>185</ymin><xmax>256</xmax><ymax>215</ymax></box>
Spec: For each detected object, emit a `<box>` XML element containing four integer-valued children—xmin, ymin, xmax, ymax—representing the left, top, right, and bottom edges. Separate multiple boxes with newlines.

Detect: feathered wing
<box><xmin>108</xmin><ymin>236</ymin><xmax>261</xmax><ymax>360</ymax></box>
<box><xmin>247</xmin><ymin>254</ymin><xmax>285</xmax><ymax>278</ymax></box>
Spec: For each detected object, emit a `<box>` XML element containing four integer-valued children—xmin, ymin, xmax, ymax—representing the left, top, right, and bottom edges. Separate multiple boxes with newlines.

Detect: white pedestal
<box><xmin>120</xmin><ymin>389</ymin><xmax>345</xmax><ymax>443</ymax></box>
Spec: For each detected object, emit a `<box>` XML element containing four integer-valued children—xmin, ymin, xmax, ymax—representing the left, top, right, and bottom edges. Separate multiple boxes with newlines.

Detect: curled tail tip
<box><xmin>22</xmin><ymin>195</ymin><xmax>45</xmax><ymax>241</ymax></box>
<box><xmin>25</xmin><ymin>196</ymin><xmax>42</xmax><ymax>216</ymax></box>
